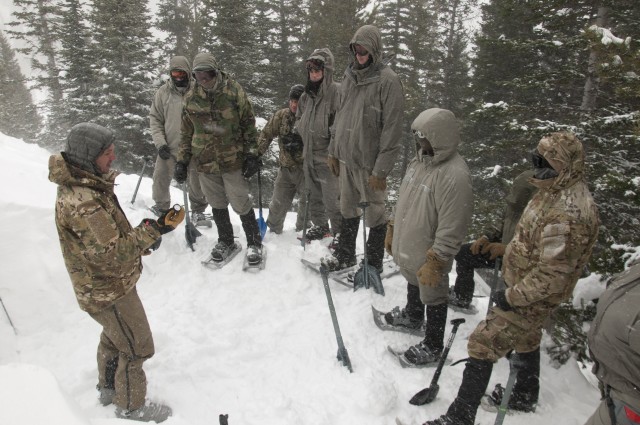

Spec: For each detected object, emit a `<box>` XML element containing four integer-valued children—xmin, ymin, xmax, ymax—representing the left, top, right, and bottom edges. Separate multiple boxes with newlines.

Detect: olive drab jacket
<box><xmin>149</xmin><ymin>56</ymin><xmax>192</xmax><ymax>156</ymax></box>
<box><xmin>391</xmin><ymin>109</ymin><xmax>473</xmax><ymax>285</ymax></box>
<box><xmin>296</xmin><ymin>48</ymin><xmax>340</xmax><ymax>166</ymax></box>
<box><xmin>48</xmin><ymin>154</ymin><xmax>160</xmax><ymax>314</ymax></box>
<box><xmin>178</xmin><ymin>70</ymin><xmax>258</xmax><ymax>174</ymax></box>
<box><xmin>498</xmin><ymin>132</ymin><xmax>600</xmax><ymax>329</ymax></box>
<box><xmin>329</xmin><ymin>25</ymin><xmax>404</xmax><ymax>178</ymax></box>
<box><xmin>258</xmin><ymin>107</ymin><xmax>303</xmax><ymax>169</ymax></box>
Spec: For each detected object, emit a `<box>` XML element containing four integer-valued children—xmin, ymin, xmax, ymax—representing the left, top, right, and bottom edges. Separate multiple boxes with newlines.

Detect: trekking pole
<box><xmin>486</xmin><ymin>257</ymin><xmax>503</xmax><ymax>316</ymax></box>
<box><xmin>130</xmin><ymin>157</ymin><xmax>152</xmax><ymax>204</ymax></box>
<box><xmin>256</xmin><ymin>168</ymin><xmax>267</xmax><ymax>240</ymax></box>
<box><xmin>0</xmin><ymin>294</ymin><xmax>17</xmax><ymax>335</ymax></box>
<box><xmin>300</xmin><ymin>189</ymin><xmax>311</xmax><ymax>249</ymax></box>
<box><xmin>494</xmin><ymin>352</ymin><xmax>522</xmax><ymax>425</ymax></box>
<box><xmin>410</xmin><ymin>318</ymin><xmax>465</xmax><ymax>405</ymax></box>
<box><xmin>319</xmin><ymin>264</ymin><xmax>353</xmax><ymax>373</ymax></box>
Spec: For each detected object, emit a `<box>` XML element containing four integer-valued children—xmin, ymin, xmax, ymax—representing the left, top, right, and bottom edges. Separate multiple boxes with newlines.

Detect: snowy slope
<box><xmin>0</xmin><ymin>132</ymin><xmax>604</xmax><ymax>425</ymax></box>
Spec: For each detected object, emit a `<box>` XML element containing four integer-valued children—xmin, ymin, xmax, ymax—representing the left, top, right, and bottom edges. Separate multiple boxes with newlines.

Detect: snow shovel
<box><xmin>300</xmin><ymin>189</ymin><xmax>311</xmax><ymax>249</ymax></box>
<box><xmin>257</xmin><ymin>168</ymin><xmax>267</xmax><ymax>241</ymax></box>
<box><xmin>320</xmin><ymin>264</ymin><xmax>353</xmax><ymax>373</ymax></box>
<box><xmin>130</xmin><ymin>156</ymin><xmax>151</xmax><ymax>204</ymax></box>
<box><xmin>486</xmin><ymin>257</ymin><xmax>503</xmax><ymax>316</ymax></box>
<box><xmin>182</xmin><ymin>183</ymin><xmax>201</xmax><ymax>251</ymax></box>
<box><xmin>353</xmin><ymin>202</ymin><xmax>384</xmax><ymax>295</ymax></box>
<box><xmin>409</xmin><ymin>318</ymin><xmax>466</xmax><ymax>405</ymax></box>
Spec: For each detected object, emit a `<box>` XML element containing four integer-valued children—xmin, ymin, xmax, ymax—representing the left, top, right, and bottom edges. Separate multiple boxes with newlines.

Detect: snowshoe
<box><xmin>448</xmin><ymin>289</ymin><xmax>478</xmax><ymax>315</ymax></box>
<box><xmin>372</xmin><ymin>306</ymin><xmax>424</xmax><ymax>336</ymax></box>
<box><xmin>242</xmin><ymin>245</ymin><xmax>267</xmax><ymax>271</ymax></box>
<box><xmin>192</xmin><ymin>212</ymin><xmax>213</xmax><ymax>228</ymax></box>
<box><xmin>480</xmin><ymin>383</ymin><xmax>537</xmax><ymax>413</ymax></box>
<box><xmin>149</xmin><ymin>205</ymin><xmax>169</xmax><ymax>217</ymax></box>
<box><xmin>320</xmin><ymin>253</ymin><xmax>357</xmax><ymax>272</ymax></box>
<box><xmin>115</xmin><ymin>400</ymin><xmax>172</xmax><ymax>423</ymax></box>
<box><xmin>305</xmin><ymin>224</ymin><xmax>331</xmax><ymax>241</ymax></box>
<box><xmin>386</xmin><ymin>344</ymin><xmax>447</xmax><ymax>369</ymax></box>
<box><xmin>202</xmin><ymin>241</ymin><xmax>242</xmax><ymax>269</ymax></box>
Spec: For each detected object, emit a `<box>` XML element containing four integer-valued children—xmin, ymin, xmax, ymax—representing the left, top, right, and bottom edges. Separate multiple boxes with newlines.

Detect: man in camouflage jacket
<box><xmin>258</xmin><ymin>84</ymin><xmax>308</xmax><ymax>234</ymax></box>
<box><xmin>175</xmin><ymin>52</ymin><xmax>263</xmax><ymax>264</ymax></box>
<box><xmin>49</xmin><ymin>122</ymin><xmax>183</xmax><ymax>422</ymax></box>
<box><xmin>425</xmin><ymin>132</ymin><xmax>600</xmax><ymax>425</ymax></box>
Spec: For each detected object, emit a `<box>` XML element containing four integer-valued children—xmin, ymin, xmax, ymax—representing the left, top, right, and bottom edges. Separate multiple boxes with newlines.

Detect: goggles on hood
<box><xmin>170</xmin><ymin>70</ymin><xmax>188</xmax><ymax>79</ymax></box>
<box><xmin>306</xmin><ymin>59</ymin><xmax>324</xmax><ymax>72</ymax></box>
<box><xmin>354</xmin><ymin>44</ymin><xmax>369</xmax><ymax>56</ymax></box>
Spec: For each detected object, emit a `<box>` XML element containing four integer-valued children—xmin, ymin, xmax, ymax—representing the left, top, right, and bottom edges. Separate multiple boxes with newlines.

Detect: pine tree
<box><xmin>88</xmin><ymin>0</ymin><xmax>159</xmax><ymax>171</ymax></box>
<box><xmin>0</xmin><ymin>30</ymin><xmax>41</xmax><ymax>141</ymax></box>
<box><xmin>155</xmin><ymin>0</ymin><xmax>201</xmax><ymax>60</ymax></box>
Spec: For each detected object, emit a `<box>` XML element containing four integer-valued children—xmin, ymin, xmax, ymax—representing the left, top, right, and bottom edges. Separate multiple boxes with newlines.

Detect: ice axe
<box><xmin>353</xmin><ymin>201</ymin><xmax>384</xmax><ymax>295</ymax></box>
<box><xmin>409</xmin><ymin>318</ymin><xmax>465</xmax><ymax>405</ymax></box>
<box><xmin>130</xmin><ymin>156</ymin><xmax>152</xmax><ymax>204</ymax></box>
<box><xmin>181</xmin><ymin>183</ymin><xmax>201</xmax><ymax>251</ymax></box>
<box><xmin>257</xmin><ymin>168</ymin><xmax>267</xmax><ymax>241</ymax></box>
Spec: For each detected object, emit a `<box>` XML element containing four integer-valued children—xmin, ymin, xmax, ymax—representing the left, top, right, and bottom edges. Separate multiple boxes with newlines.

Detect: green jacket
<box><xmin>258</xmin><ymin>107</ymin><xmax>303</xmax><ymax>169</ymax></box>
<box><xmin>179</xmin><ymin>71</ymin><xmax>258</xmax><ymax>173</ymax></box>
<box><xmin>48</xmin><ymin>154</ymin><xmax>160</xmax><ymax>314</ymax></box>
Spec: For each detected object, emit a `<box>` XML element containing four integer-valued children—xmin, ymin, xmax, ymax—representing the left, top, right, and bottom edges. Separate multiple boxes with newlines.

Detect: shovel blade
<box><xmin>409</xmin><ymin>383</ymin><xmax>439</xmax><ymax>406</ymax></box>
<box><xmin>258</xmin><ymin>215</ymin><xmax>267</xmax><ymax>241</ymax></box>
<box><xmin>353</xmin><ymin>264</ymin><xmax>385</xmax><ymax>295</ymax></box>
<box><xmin>185</xmin><ymin>222</ymin><xmax>202</xmax><ymax>247</ymax></box>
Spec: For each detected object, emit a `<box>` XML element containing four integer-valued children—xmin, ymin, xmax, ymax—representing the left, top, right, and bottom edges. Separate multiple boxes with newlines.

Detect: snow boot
<box><xmin>403</xmin><ymin>340</ymin><xmax>443</xmax><ymax>366</ymax></box>
<box><xmin>442</xmin><ymin>357</ymin><xmax>493</xmax><ymax>425</ymax></box>
<box><xmin>149</xmin><ymin>205</ymin><xmax>169</xmax><ymax>217</ymax></box>
<box><xmin>240</xmin><ymin>210</ymin><xmax>263</xmax><ymax>265</ymax></box>
<box><xmin>97</xmin><ymin>386</ymin><xmax>115</xmax><ymax>406</ymax></box>
<box><xmin>384</xmin><ymin>283</ymin><xmax>424</xmax><ymax>330</ymax></box>
<box><xmin>192</xmin><ymin>211</ymin><xmax>212</xmax><ymax>228</ymax></box>
<box><xmin>322</xmin><ymin>216</ymin><xmax>359</xmax><ymax>271</ymax></box>
<box><xmin>404</xmin><ymin>302</ymin><xmax>448</xmax><ymax>366</ymax></box>
<box><xmin>115</xmin><ymin>400</ymin><xmax>172</xmax><ymax>423</ymax></box>
<box><xmin>448</xmin><ymin>287</ymin><xmax>472</xmax><ymax>310</ymax></box>
<box><xmin>366</xmin><ymin>222</ymin><xmax>387</xmax><ymax>271</ymax></box>
<box><xmin>211</xmin><ymin>208</ymin><xmax>236</xmax><ymax>262</ymax></box>
<box><xmin>484</xmin><ymin>348</ymin><xmax>539</xmax><ymax>413</ymax></box>
<box><xmin>306</xmin><ymin>224</ymin><xmax>331</xmax><ymax>240</ymax></box>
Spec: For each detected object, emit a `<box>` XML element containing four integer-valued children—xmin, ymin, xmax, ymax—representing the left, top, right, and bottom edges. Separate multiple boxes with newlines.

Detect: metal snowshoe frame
<box><xmin>320</xmin><ymin>264</ymin><xmax>353</xmax><ymax>373</ymax></box>
<box><xmin>181</xmin><ymin>182</ymin><xmax>202</xmax><ymax>251</ymax></box>
<box><xmin>353</xmin><ymin>201</ymin><xmax>384</xmax><ymax>295</ymax></box>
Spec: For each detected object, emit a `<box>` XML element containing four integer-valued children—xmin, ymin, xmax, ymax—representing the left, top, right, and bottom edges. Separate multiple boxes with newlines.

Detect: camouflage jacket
<box><xmin>258</xmin><ymin>107</ymin><xmax>303</xmax><ymax>169</ymax></box>
<box><xmin>48</xmin><ymin>154</ymin><xmax>160</xmax><ymax>314</ymax></box>
<box><xmin>498</xmin><ymin>133</ymin><xmax>600</xmax><ymax>329</ymax></box>
<box><xmin>178</xmin><ymin>71</ymin><xmax>258</xmax><ymax>174</ymax></box>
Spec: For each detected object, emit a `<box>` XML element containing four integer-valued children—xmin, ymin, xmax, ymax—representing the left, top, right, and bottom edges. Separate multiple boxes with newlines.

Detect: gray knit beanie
<box><xmin>192</xmin><ymin>52</ymin><xmax>219</xmax><ymax>71</ymax></box>
<box><xmin>64</xmin><ymin>123</ymin><xmax>115</xmax><ymax>174</ymax></box>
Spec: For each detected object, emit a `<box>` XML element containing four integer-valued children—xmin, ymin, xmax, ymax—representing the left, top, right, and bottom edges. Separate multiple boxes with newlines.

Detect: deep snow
<box><xmin>0</xmin><ymin>132</ymin><xmax>607</xmax><ymax>425</ymax></box>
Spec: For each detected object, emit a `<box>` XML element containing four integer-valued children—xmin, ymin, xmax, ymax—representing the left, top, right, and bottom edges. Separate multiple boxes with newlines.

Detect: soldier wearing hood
<box><xmin>149</xmin><ymin>56</ymin><xmax>210</xmax><ymax>226</ymax></box>
<box><xmin>384</xmin><ymin>109</ymin><xmax>473</xmax><ymax>367</ymax></box>
<box><xmin>175</xmin><ymin>52</ymin><xmax>263</xmax><ymax>266</ymax></box>
<box><xmin>424</xmin><ymin>132</ymin><xmax>599</xmax><ymax>425</ymax></box>
<box><xmin>324</xmin><ymin>25</ymin><xmax>405</xmax><ymax>273</ymax></box>
<box><xmin>49</xmin><ymin>123</ymin><xmax>184</xmax><ymax>422</ymax></box>
<box><xmin>295</xmin><ymin>48</ymin><xmax>342</xmax><ymax>242</ymax></box>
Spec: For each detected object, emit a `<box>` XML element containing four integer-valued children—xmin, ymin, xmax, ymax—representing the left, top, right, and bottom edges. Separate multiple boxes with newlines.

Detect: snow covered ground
<box><xmin>0</xmin><ymin>132</ymin><xmax>606</xmax><ymax>425</ymax></box>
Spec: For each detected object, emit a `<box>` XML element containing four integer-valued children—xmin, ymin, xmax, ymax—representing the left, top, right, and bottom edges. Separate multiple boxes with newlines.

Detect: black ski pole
<box><xmin>130</xmin><ymin>157</ymin><xmax>151</xmax><ymax>204</ymax></box>
<box><xmin>409</xmin><ymin>318</ymin><xmax>465</xmax><ymax>405</ymax></box>
<box><xmin>486</xmin><ymin>257</ymin><xmax>502</xmax><ymax>316</ymax></box>
<box><xmin>319</xmin><ymin>264</ymin><xmax>353</xmax><ymax>373</ymax></box>
<box><xmin>300</xmin><ymin>189</ymin><xmax>311</xmax><ymax>249</ymax></box>
<box><xmin>0</xmin><ymin>294</ymin><xmax>17</xmax><ymax>335</ymax></box>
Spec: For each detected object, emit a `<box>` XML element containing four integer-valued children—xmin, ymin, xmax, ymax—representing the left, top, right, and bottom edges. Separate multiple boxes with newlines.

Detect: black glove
<box><xmin>491</xmin><ymin>289</ymin><xmax>512</xmax><ymax>312</ymax></box>
<box><xmin>174</xmin><ymin>161</ymin><xmax>188</xmax><ymax>184</ymax></box>
<box><xmin>158</xmin><ymin>145</ymin><xmax>172</xmax><ymax>160</ymax></box>
<box><xmin>242</xmin><ymin>154</ymin><xmax>262</xmax><ymax>178</ymax></box>
<box><xmin>281</xmin><ymin>133</ymin><xmax>303</xmax><ymax>155</ymax></box>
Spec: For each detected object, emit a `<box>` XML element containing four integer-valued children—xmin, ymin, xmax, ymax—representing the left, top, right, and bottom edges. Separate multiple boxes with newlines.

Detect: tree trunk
<box><xmin>580</xmin><ymin>6</ymin><xmax>610</xmax><ymax>112</ymax></box>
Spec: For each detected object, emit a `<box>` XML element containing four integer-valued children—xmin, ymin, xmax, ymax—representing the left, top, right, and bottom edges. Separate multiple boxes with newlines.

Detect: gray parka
<box><xmin>328</xmin><ymin>25</ymin><xmax>404</xmax><ymax>178</ymax></box>
<box><xmin>391</xmin><ymin>109</ymin><xmax>473</xmax><ymax>285</ymax></box>
<box><xmin>149</xmin><ymin>56</ymin><xmax>192</xmax><ymax>155</ymax></box>
<box><xmin>296</xmin><ymin>48</ymin><xmax>340</xmax><ymax>166</ymax></box>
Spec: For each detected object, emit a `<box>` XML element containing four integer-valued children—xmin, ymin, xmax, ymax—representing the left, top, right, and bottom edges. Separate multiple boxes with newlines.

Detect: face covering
<box><xmin>531</xmin><ymin>149</ymin><xmax>559</xmax><ymax>180</ymax></box>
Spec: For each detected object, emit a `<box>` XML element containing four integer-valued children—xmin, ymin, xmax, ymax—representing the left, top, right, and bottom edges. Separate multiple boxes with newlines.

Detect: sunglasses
<box><xmin>306</xmin><ymin>64</ymin><xmax>323</xmax><ymax>73</ymax></box>
<box><xmin>170</xmin><ymin>70</ymin><xmax>188</xmax><ymax>79</ymax></box>
<box><xmin>354</xmin><ymin>45</ymin><xmax>369</xmax><ymax>56</ymax></box>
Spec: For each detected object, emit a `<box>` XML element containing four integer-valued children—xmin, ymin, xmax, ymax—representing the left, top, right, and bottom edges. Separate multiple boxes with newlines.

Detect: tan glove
<box><xmin>327</xmin><ymin>156</ymin><xmax>340</xmax><ymax>177</ymax></box>
<box><xmin>470</xmin><ymin>235</ymin><xmax>489</xmax><ymax>255</ymax></box>
<box><xmin>368</xmin><ymin>175</ymin><xmax>387</xmax><ymax>191</ymax></box>
<box><xmin>481</xmin><ymin>242</ymin><xmax>506</xmax><ymax>260</ymax></box>
<box><xmin>157</xmin><ymin>204</ymin><xmax>186</xmax><ymax>234</ymax></box>
<box><xmin>384</xmin><ymin>221</ymin><xmax>394</xmax><ymax>256</ymax></box>
<box><xmin>416</xmin><ymin>248</ymin><xmax>447</xmax><ymax>287</ymax></box>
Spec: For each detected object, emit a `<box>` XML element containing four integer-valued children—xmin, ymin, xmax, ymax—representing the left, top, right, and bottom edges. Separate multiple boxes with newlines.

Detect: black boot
<box><xmin>366</xmin><ymin>222</ymin><xmax>387</xmax><ymax>271</ymax></box>
<box><xmin>383</xmin><ymin>283</ymin><xmax>424</xmax><ymax>330</ymax></box>
<box><xmin>444</xmin><ymin>358</ymin><xmax>494</xmax><ymax>425</ymax></box>
<box><xmin>403</xmin><ymin>302</ymin><xmax>447</xmax><ymax>365</ymax></box>
<box><xmin>510</xmin><ymin>348</ymin><xmax>540</xmax><ymax>411</ymax></box>
<box><xmin>240</xmin><ymin>209</ymin><xmax>262</xmax><ymax>248</ymax></box>
<box><xmin>323</xmin><ymin>216</ymin><xmax>359</xmax><ymax>271</ymax></box>
<box><xmin>212</xmin><ymin>208</ymin><xmax>234</xmax><ymax>245</ymax></box>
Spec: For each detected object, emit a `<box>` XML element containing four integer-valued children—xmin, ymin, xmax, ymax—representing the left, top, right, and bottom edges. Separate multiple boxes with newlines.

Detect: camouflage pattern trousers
<box><xmin>89</xmin><ymin>287</ymin><xmax>155</xmax><ymax>411</ymax></box>
<box><xmin>467</xmin><ymin>308</ymin><xmax>542</xmax><ymax>362</ymax></box>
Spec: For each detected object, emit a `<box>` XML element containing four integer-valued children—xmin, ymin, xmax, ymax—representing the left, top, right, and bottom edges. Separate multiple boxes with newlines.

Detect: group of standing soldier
<box><xmin>47</xmin><ymin>19</ymin><xmax>634</xmax><ymax>425</ymax></box>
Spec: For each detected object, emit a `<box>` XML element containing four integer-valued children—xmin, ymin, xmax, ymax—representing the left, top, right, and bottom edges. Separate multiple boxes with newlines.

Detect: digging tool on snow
<box><xmin>182</xmin><ymin>183</ymin><xmax>202</xmax><ymax>251</ymax></box>
<box><xmin>320</xmin><ymin>264</ymin><xmax>353</xmax><ymax>373</ymax></box>
<box><xmin>130</xmin><ymin>157</ymin><xmax>152</xmax><ymax>204</ymax></box>
<box><xmin>353</xmin><ymin>201</ymin><xmax>384</xmax><ymax>295</ymax></box>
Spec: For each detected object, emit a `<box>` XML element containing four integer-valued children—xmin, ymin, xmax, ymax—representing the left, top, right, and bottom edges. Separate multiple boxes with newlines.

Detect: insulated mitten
<box><xmin>417</xmin><ymin>248</ymin><xmax>447</xmax><ymax>287</ymax></box>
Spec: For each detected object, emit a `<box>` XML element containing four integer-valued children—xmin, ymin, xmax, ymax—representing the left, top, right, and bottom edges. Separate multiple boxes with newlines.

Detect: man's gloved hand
<box><xmin>158</xmin><ymin>145</ymin><xmax>172</xmax><ymax>160</ymax></box>
<box><xmin>368</xmin><ymin>175</ymin><xmax>387</xmax><ymax>191</ymax></box>
<box><xmin>327</xmin><ymin>156</ymin><xmax>340</xmax><ymax>177</ymax></box>
<box><xmin>242</xmin><ymin>154</ymin><xmax>262</xmax><ymax>178</ymax></box>
<box><xmin>148</xmin><ymin>237</ymin><xmax>162</xmax><ymax>251</ymax></box>
<box><xmin>174</xmin><ymin>161</ymin><xmax>188</xmax><ymax>184</ymax></box>
<box><xmin>417</xmin><ymin>248</ymin><xmax>448</xmax><ymax>287</ymax></box>
<box><xmin>281</xmin><ymin>133</ymin><xmax>303</xmax><ymax>155</ymax></box>
<box><xmin>470</xmin><ymin>235</ymin><xmax>489</xmax><ymax>255</ymax></box>
<box><xmin>491</xmin><ymin>289</ymin><xmax>512</xmax><ymax>311</ymax></box>
<box><xmin>482</xmin><ymin>242</ymin><xmax>506</xmax><ymax>260</ymax></box>
<box><xmin>157</xmin><ymin>205</ymin><xmax>186</xmax><ymax>234</ymax></box>
<box><xmin>384</xmin><ymin>220</ymin><xmax>394</xmax><ymax>256</ymax></box>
